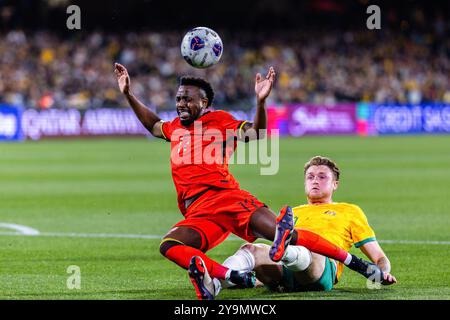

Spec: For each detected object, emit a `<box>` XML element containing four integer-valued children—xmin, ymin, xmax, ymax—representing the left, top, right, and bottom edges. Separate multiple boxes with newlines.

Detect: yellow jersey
<box><xmin>292</xmin><ymin>202</ymin><xmax>376</xmax><ymax>281</ymax></box>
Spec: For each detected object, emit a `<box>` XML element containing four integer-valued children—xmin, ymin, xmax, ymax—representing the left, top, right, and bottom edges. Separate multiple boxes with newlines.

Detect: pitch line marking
<box><xmin>377</xmin><ymin>239</ymin><xmax>450</xmax><ymax>245</ymax></box>
<box><xmin>0</xmin><ymin>223</ymin><xmax>40</xmax><ymax>235</ymax></box>
<box><xmin>0</xmin><ymin>228</ymin><xmax>449</xmax><ymax>245</ymax></box>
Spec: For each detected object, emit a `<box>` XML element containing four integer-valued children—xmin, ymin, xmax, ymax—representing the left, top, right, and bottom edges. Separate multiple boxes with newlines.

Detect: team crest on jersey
<box><xmin>323</xmin><ymin>210</ymin><xmax>337</xmax><ymax>216</ymax></box>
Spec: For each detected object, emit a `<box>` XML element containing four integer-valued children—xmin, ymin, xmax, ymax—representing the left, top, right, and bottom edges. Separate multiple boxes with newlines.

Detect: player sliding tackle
<box><xmin>114</xmin><ymin>63</ymin><xmax>386</xmax><ymax>300</ymax></box>
<box><xmin>223</xmin><ymin>156</ymin><xmax>397</xmax><ymax>293</ymax></box>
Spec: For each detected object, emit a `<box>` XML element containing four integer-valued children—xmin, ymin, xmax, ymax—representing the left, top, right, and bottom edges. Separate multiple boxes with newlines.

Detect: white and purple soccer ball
<box><xmin>181</xmin><ymin>27</ymin><xmax>223</xmax><ymax>69</ymax></box>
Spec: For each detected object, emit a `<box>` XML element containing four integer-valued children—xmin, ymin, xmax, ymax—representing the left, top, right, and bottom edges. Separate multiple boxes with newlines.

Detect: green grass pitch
<box><xmin>0</xmin><ymin>135</ymin><xmax>449</xmax><ymax>300</ymax></box>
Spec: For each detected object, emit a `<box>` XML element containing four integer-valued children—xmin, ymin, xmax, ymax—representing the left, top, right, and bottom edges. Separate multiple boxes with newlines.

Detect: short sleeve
<box><xmin>350</xmin><ymin>205</ymin><xmax>377</xmax><ymax>248</ymax></box>
<box><xmin>160</xmin><ymin>120</ymin><xmax>172</xmax><ymax>141</ymax></box>
<box><xmin>216</xmin><ymin>111</ymin><xmax>247</xmax><ymax>137</ymax></box>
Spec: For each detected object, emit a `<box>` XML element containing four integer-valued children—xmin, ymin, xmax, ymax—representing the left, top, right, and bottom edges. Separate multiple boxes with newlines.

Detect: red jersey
<box><xmin>161</xmin><ymin>110</ymin><xmax>247</xmax><ymax>214</ymax></box>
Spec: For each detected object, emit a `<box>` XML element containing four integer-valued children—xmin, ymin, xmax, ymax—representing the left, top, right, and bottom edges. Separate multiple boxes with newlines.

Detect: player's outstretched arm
<box><xmin>241</xmin><ymin>67</ymin><xmax>276</xmax><ymax>141</ymax></box>
<box><xmin>360</xmin><ymin>241</ymin><xmax>397</xmax><ymax>285</ymax></box>
<box><xmin>114</xmin><ymin>63</ymin><xmax>165</xmax><ymax>139</ymax></box>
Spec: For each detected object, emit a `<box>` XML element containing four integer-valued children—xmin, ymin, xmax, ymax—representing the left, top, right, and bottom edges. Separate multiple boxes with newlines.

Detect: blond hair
<box><xmin>304</xmin><ymin>156</ymin><xmax>340</xmax><ymax>181</ymax></box>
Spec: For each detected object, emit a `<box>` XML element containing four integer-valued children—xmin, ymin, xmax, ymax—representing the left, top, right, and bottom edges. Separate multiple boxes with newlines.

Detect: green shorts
<box><xmin>279</xmin><ymin>257</ymin><xmax>337</xmax><ymax>292</ymax></box>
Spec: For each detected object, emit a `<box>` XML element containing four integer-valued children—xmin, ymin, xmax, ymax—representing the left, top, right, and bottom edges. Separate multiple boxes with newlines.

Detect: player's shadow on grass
<box><xmin>8</xmin><ymin>289</ymin><xmax>179</xmax><ymax>299</ymax></box>
<box><xmin>6</xmin><ymin>287</ymin><xmax>397</xmax><ymax>300</ymax></box>
<box><xmin>332</xmin><ymin>287</ymin><xmax>397</xmax><ymax>295</ymax></box>
<box><xmin>221</xmin><ymin>286</ymin><xmax>395</xmax><ymax>300</ymax></box>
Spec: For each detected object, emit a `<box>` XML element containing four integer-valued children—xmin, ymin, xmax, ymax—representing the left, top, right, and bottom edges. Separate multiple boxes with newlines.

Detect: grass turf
<box><xmin>0</xmin><ymin>136</ymin><xmax>449</xmax><ymax>300</ymax></box>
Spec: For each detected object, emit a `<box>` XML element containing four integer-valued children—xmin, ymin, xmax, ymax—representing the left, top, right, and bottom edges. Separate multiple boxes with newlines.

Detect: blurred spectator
<box><xmin>0</xmin><ymin>24</ymin><xmax>449</xmax><ymax>111</ymax></box>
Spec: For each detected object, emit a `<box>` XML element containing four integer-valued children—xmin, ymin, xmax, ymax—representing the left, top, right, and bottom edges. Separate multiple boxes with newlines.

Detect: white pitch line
<box><xmin>0</xmin><ymin>230</ymin><xmax>449</xmax><ymax>245</ymax></box>
<box><xmin>378</xmin><ymin>239</ymin><xmax>450</xmax><ymax>245</ymax></box>
<box><xmin>0</xmin><ymin>223</ymin><xmax>40</xmax><ymax>235</ymax></box>
<box><xmin>0</xmin><ymin>231</ymin><xmax>161</xmax><ymax>239</ymax></box>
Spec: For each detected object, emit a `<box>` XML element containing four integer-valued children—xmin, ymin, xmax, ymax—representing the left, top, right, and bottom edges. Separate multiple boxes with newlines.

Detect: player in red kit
<box><xmin>114</xmin><ymin>63</ymin><xmax>384</xmax><ymax>300</ymax></box>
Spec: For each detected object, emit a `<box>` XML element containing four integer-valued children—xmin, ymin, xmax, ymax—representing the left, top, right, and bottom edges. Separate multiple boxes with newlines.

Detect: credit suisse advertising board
<box><xmin>1</xmin><ymin>103</ymin><xmax>449</xmax><ymax>141</ymax></box>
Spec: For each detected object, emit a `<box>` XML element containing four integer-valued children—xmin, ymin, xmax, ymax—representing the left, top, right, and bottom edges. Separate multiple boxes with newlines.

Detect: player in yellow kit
<box><xmin>220</xmin><ymin>156</ymin><xmax>397</xmax><ymax>292</ymax></box>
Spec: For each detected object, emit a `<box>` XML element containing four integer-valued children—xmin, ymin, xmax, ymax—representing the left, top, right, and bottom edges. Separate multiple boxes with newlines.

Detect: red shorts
<box><xmin>173</xmin><ymin>188</ymin><xmax>266</xmax><ymax>251</ymax></box>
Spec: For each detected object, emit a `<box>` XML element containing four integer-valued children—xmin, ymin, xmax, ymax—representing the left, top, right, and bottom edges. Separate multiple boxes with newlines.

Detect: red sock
<box><xmin>164</xmin><ymin>244</ymin><xmax>229</xmax><ymax>279</ymax></box>
<box><xmin>294</xmin><ymin>229</ymin><xmax>349</xmax><ymax>263</ymax></box>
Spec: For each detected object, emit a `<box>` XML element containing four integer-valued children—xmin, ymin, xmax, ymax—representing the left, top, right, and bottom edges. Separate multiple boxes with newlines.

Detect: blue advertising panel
<box><xmin>364</xmin><ymin>103</ymin><xmax>450</xmax><ymax>135</ymax></box>
<box><xmin>0</xmin><ymin>104</ymin><xmax>23</xmax><ymax>141</ymax></box>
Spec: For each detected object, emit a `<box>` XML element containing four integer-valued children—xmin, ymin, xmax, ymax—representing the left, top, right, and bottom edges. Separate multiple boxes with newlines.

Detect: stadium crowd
<box><xmin>0</xmin><ymin>26</ymin><xmax>449</xmax><ymax>111</ymax></box>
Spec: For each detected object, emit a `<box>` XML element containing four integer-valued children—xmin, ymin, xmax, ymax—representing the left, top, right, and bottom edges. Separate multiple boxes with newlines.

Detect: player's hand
<box><xmin>382</xmin><ymin>272</ymin><xmax>397</xmax><ymax>285</ymax></box>
<box><xmin>114</xmin><ymin>63</ymin><xmax>131</xmax><ymax>95</ymax></box>
<box><xmin>255</xmin><ymin>66</ymin><xmax>276</xmax><ymax>103</ymax></box>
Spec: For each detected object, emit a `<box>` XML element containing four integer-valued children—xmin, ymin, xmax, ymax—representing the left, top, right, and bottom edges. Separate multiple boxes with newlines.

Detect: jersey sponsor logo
<box><xmin>323</xmin><ymin>210</ymin><xmax>337</xmax><ymax>216</ymax></box>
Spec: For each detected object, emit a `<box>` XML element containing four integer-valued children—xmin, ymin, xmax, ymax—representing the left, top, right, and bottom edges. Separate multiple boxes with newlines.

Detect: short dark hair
<box><xmin>179</xmin><ymin>76</ymin><xmax>214</xmax><ymax>107</ymax></box>
<box><xmin>304</xmin><ymin>156</ymin><xmax>340</xmax><ymax>181</ymax></box>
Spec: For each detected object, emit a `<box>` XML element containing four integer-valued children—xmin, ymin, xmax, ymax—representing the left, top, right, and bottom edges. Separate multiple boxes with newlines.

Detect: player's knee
<box><xmin>308</xmin><ymin>253</ymin><xmax>328</xmax><ymax>279</ymax></box>
<box><xmin>240</xmin><ymin>243</ymin><xmax>264</xmax><ymax>254</ymax></box>
<box><xmin>240</xmin><ymin>243</ymin><xmax>256</xmax><ymax>253</ymax></box>
<box><xmin>240</xmin><ymin>243</ymin><xmax>270</xmax><ymax>265</ymax></box>
<box><xmin>159</xmin><ymin>239</ymin><xmax>181</xmax><ymax>257</ymax></box>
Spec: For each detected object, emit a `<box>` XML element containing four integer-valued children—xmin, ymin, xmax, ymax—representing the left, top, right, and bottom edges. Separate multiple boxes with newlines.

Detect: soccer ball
<box><xmin>181</xmin><ymin>27</ymin><xmax>223</xmax><ymax>69</ymax></box>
